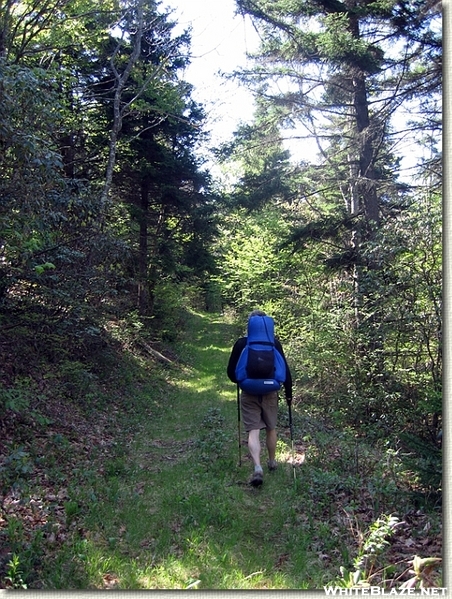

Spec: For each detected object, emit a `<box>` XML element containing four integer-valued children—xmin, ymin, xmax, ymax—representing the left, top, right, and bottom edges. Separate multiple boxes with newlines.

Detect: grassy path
<box><xmin>65</xmin><ymin>311</ymin><xmax>314</xmax><ymax>589</ymax></box>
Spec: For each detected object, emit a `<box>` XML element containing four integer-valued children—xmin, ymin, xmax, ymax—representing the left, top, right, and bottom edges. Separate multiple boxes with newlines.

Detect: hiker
<box><xmin>227</xmin><ymin>309</ymin><xmax>293</xmax><ymax>487</ymax></box>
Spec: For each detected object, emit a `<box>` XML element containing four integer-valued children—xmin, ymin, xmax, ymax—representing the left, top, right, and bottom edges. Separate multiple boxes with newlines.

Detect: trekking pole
<box><xmin>288</xmin><ymin>400</ymin><xmax>296</xmax><ymax>484</ymax></box>
<box><xmin>237</xmin><ymin>384</ymin><xmax>242</xmax><ymax>467</ymax></box>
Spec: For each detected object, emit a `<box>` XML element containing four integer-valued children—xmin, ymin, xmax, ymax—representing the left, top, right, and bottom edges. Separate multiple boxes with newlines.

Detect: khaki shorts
<box><xmin>241</xmin><ymin>390</ymin><xmax>279</xmax><ymax>432</ymax></box>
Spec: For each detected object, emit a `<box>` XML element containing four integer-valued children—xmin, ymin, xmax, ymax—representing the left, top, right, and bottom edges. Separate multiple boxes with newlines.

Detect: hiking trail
<box><xmin>83</xmin><ymin>311</ymin><xmax>309</xmax><ymax>589</ymax></box>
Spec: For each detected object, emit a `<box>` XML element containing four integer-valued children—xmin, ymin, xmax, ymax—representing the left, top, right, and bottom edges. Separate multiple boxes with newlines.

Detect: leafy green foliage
<box><xmin>0</xmin><ymin>447</ymin><xmax>34</xmax><ymax>490</ymax></box>
<box><xmin>215</xmin><ymin>182</ymin><xmax>441</xmax><ymax>486</ymax></box>
<box><xmin>335</xmin><ymin>515</ymin><xmax>401</xmax><ymax>588</ymax></box>
<box><xmin>4</xmin><ymin>554</ymin><xmax>27</xmax><ymax>589</ymax></box>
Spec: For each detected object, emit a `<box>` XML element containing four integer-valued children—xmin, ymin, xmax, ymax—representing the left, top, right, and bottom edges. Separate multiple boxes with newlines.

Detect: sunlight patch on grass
<box><xmin>200</xmin><ymin>344</ymin><xmax>231</xmax><ymax>353</ymax></box>
<box><xmin>135</xmin><ymin>542</ymin><xmax>291</xmax><ymax>589</ymax></box>
<box><xmin>276</xmin><ymin>439</ymin><xmax>306</xmax><ymax>466</ymax></box>
<box><xmin>177</xmin><ymin>376</ymin><xmax>218</xmax><ymax>392</ymax></box>
<box><xmin>136</xmin><ymin>555</ymin><xmax>204</xmax><ymax>589</ymax></box>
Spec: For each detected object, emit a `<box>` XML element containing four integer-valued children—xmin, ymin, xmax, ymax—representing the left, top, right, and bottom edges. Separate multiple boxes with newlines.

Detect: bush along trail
<box><xmin>0</xmin><ymin>311</ymin><xmax>442</xmax><ymax>589</ymax></box>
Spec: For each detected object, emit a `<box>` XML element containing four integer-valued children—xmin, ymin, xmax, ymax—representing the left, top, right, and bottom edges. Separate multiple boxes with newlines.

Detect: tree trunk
<box><xmin>352</xmin><ymin>74</ymin><xmax>379</xmax><ymax>227</ymax></box>
<box><xmin>101</xmin><ymin>0</ymin><xmax>144</xmax><ymax>207</ymax></box>
<box><xmin>138</xmin><ymin>180</ymin><xmax>149</xmax><ymax>314</ymax></box>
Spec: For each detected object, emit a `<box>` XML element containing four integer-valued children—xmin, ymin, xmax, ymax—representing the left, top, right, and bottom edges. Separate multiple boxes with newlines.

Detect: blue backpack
<box><xmin>235</xmin><ymin>315</ymin><xmax>286</xmax><ymax>395</ymax></box>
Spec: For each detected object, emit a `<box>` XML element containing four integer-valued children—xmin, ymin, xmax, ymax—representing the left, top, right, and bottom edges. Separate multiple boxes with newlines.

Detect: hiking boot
<box><xmin>267</xmin><ymin>459</ymin><xmax>277</xmax><ymax>471</ymax></box>
<box><xmin>249</xmin><ymin>469</ymin><xmax>264</xmax><ymax>487</ymax></box>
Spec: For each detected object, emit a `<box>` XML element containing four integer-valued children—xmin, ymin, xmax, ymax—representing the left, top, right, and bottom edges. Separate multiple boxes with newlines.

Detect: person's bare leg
<box><xmin>266</xmin><ymin>428</ymin><xmax>277</xmax><ymax>461</ymax></box>
<box><xmin>266</xmin><ymin>428</ymin><xmax>277</xmax><ymax>470</ymax></box>
<box><xmin>248</xmin><ymin>429</ymin><xmax>262</xmax><ymax>468</ymax></box>
<box><xmin>248</xmin><ymin>429</ymin><xmax>264</xmax><ymax>486</ymax></box>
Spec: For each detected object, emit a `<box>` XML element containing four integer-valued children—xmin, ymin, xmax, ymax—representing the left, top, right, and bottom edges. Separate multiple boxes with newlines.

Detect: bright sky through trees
<box><xmin>162</xmin><ymin>0</ymin><xmax>317</xmax><ymax>173</ymax></box>
<box><xmin>164</xmin><ymin>0</ymin><xmax>259</xmax><ymax>149</ymax></box>
<box><xmin>163</xmin><ymin>0</ymin><xmax>440</xmax><ymax>183</ymax></box>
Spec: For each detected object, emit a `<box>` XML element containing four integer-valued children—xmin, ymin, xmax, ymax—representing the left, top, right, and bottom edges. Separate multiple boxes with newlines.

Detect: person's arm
<box><xmin>275</xmin><ymin>339</ymin><xmax>293</xmax><ymax>402</ymax></box>
<box><xmin>283</xmin><ymin>366</ymin><xmax>293</xmax><ymax>403</ymax></box>
<box><xmin>227</xmin><ymin>338</ymin><xmax>246</xmax><ymax>383</ymax></box>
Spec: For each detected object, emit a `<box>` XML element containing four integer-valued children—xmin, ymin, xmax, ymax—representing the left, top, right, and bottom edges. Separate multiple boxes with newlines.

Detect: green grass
<box><xmin>2</xmin><ymin>310</ymin><xmax>442</xmax><ymax>589</ymax></box>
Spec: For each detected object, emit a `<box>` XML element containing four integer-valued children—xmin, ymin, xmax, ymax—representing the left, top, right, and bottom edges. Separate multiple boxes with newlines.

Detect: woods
<box><xmin>0</xmin><ymin>0</ymin><xmax>442</xmax><ymax>590</ymax></box>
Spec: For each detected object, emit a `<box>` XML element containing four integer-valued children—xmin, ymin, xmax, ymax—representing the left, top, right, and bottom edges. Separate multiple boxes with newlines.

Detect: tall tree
<box><xmin>218</xmin><ymin>97</ymin><xmax>296</xmax><ymax>211</ymax></box>
<box><xmin>97</xmin><ymin>5</ymin><xmax>215</xmax><ymax>315</ymax></box>
<box><xmin>231</xmin><ymin>0</ymin><xmax>440</xmax><ymax>349</ymax></box>
<box><xmin>233</xmin><ymin>0</ymin><xmax>441</xmax><ymax>227</ymax></box>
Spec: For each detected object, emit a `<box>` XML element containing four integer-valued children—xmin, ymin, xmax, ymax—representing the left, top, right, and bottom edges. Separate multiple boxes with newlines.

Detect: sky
<box><xmin>163</xmin><ymin>0</ymin><xmax>260</xmax><ymax>150</ymax></box>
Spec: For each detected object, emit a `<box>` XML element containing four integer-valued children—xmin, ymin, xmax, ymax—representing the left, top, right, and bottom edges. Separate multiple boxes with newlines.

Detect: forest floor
<box><xmin>0</xmin><ymin>310</ymin><xmax>443</xmax><ymax>589</ymax></box>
